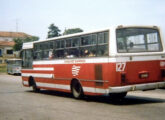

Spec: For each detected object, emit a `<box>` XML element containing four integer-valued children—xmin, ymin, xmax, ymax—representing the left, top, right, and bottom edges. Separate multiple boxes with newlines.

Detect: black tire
<box><xmin>109</xmin><ymin>92</ymin><xmax>127</xmax><ymax>99</ymax></box>
<box><xmin>71</xmin><ymin>80</ymin><xmax>84</xmax><ymax>99</ymax></box>
<box><xmin>32</xmin><ymin>80</ymin><xmax>40</xmax><ymax>92</ymax></box>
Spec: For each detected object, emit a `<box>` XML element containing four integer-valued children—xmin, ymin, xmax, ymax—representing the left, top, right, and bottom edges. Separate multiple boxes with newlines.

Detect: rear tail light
<box><xmin>161</xmin><ymin>69</ymin><xmax>165</xmax><ymax>78</ymax></box>
<box><xmin>121</xmin><ymin>73</ymin><xmax>126</xmax><ymax>83</ymax></box>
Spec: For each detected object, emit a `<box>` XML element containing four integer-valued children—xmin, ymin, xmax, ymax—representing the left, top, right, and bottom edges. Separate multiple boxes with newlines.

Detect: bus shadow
<box><xmin>85</xmin><ymin>95</ymin><xmax>165</xmax><ymax>105</ymax></box>
<box><xmin>27</xmin><ymin>90</ymin><xmax>165</xmax><ymax>105</ymax></box>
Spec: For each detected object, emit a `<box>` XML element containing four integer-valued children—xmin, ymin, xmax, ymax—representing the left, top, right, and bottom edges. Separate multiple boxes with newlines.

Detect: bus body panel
<box><xmin>22</xmin><ymin>57</ymin><xmax>165</xmax><ymax>95</ymax></box>
<box><xmin>21</xmin><ymin>26</ymin><xmax>165</xmax><ymax>96</ymax></box>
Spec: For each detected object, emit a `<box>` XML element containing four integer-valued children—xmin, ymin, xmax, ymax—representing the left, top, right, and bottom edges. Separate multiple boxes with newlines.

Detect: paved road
<box><xmin>0</xmin><ymin>74</ymin><xmax>165</xmax><ymax>120</ymax></box>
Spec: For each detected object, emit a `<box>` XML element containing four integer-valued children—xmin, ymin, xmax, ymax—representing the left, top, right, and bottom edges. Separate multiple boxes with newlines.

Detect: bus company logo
<box><xmin>72</xmin><ymin>65</ymin><xmax>81</xmax><ymax>76</ymax></box>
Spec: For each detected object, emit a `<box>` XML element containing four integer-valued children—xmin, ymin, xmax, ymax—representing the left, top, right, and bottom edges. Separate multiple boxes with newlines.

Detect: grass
<box><xmin>0</xmin><ymin>64</ymin><xmax>7</xmax><ymax>73</ymax></box>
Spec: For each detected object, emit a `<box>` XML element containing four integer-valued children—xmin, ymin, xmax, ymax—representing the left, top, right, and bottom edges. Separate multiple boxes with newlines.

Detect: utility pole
<box><xmin>16</xmin><ymin>19</ymin><xmax>18</xmax><ymax>32</ymax></box>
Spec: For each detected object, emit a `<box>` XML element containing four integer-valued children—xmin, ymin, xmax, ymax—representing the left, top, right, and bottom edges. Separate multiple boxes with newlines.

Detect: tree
<box><xmin>63</xmin><ymin>28</ymin><xmax>83</xmax><ymax>35</ymax></box>
<box><xmin>13</xmin><ymin>36</ymin><xmax>39</xmax><ymax>51</ymax></box>
<box><xmin>47</xmin><ymin>23</ymin><xmax>61</xmax><ymax>38</ymax></box>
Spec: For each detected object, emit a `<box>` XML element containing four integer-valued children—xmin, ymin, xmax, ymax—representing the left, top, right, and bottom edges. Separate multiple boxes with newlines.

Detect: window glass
<box><xmin>116</xmin><ymin>28</ymin><xmax>162</xmax><ymax>53</ymax></box>
<box><xmin>104</xmin><ymin>32</ymin><xmax>109</xmax><ymax>43</ymax></box>
<box><xmin>43</xmin><ymin>50</ymin><xmax>49</xmax><ymax>59</ymax></box>
<box><xmin>35</xmin><ymin>51</ymin><xmax>42</xmax><ymax>60</ymax></box>
<box><xmin>22</xmin><ymin>49</ymin><xmax>33</xmax><ymax>68</ymax></box>
<box><xmin>40</xmin><ymin>43</ymin><xmax>44</xmax><ymax>50</ymax></box>
<box><xmin>92</xmin><ymin>34</ymin><xmax>97</xmax><ymax>44</ymax></box>
<box><xmin>98</xmin><ymin>32</ymin><xmax>108</xmax><ymax>44</ymax></box>
<box><xmin>34</xmin><ymin>44</ymin><xmax>37</xmax><ymax>51</ymax></box>
<box><xmin>65</xmin><ymin>48</ymin><xmax>79</xmax><ymax>58</ymax></box>
<box><xmin>33</xmin><ymin>31</ymin><xmax>109</xmax><ymax>60</ymax></box>
<box><xmin>97</xmin><ymin>45</ymin><xmax>108</xmax><ymax>56</ymax></box>
<box><xmin>66</xmin><ymin>39</ymin><xmax>72</xmax><ymax>48</ymax></box>
<box><xmin>15</xmin><ymin>60</ymin><xmax>22</xmax><ymax>65</ymax></box>
<box><xmin>98</xmin><ymin>33</ymin><xmax>104</xmax><ymax>44</ymax></box>
<box><xmin>147</xmin><ymin>33</ymin><xmax>158</xmax><ymax>43</ymax></box>
<box><xmin>7</xmin><ymin>50</ymin><xmax>13</xmax><ymax>54</ymax></box>
<box><xmin>54</xmin><ymin>50</ymin><xmax>65</xmax><ymax>58</ymax></box>
<box><xmin>42</xmin><ymin>42</ymin><xmax>48</xmax><ymax>50</ymax></box>
<box><xmin>81</xmin><ymin>35</ymin><xmax>92</xmax><ymax>46</ymax></box>
<box><xmin>72</xmin><ymin>37</ymin><xmax>80</xmax><ymax>47</ymax></box>
<box><xmin>56</xmin><ymin>40</ymin><xmax>65</xmax><ymax>49</ymax></box>
<box><xmin>80</xmin><ymin>46</ymin><xmax>96</xmax><ymax>57</ymax></box>
<box><xmin>56</xmin><ymin>40</ymin><xmax>60</xmax><ymax>49</ymax></box>
<box><xmin>148</xmin><ymin>44</ymin><xmax>159</xmax><ymax>51</ymax></box>
<box><xmin>49</xmin><ymin>41</ymin><xmax>54</xmax><ymax>49</ymax></box>
<box><xmin>61</xmin><ymin>40</ymin><xmax>65</xmax><ymax>48</ymax></box>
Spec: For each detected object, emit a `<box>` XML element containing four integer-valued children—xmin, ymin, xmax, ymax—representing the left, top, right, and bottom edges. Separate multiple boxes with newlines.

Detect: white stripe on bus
<box><xmin>23</xmin><ymin>81</ymin><xmax>108</xmax><ymax>94</ymax></box>
<box><xmin>22</xmin><ymin>73</ymin><xmax>54</xmax><ymax>78</ymax></box>
<box><xmin>33</xmin><ymin>55</ymin><xmax>165</xmax><ymax>65</ymax></box>
<box><xmin>33</xmin><ymin>67</ymin><xmax>54</xmax><ymax>71</ymax></box>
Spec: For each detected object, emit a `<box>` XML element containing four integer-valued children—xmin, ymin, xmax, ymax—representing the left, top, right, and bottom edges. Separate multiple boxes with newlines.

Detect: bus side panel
<box><xmin>102</xmin><ymin>63</ymin><xmax>121</xmax><ymax>87</ymax></box>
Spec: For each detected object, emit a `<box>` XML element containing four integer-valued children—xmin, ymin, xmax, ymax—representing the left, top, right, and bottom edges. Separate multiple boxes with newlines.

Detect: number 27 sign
<box><xmin>116</xmin><ymin>62</ymin><xmax>126</xmax><ymax>72</ymax></box>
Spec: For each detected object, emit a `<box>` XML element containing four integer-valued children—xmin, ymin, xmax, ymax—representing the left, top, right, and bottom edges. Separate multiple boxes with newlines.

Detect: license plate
<box><xmin>139</xmin><ymin>73</ymin><xmax>149</xmax><ymax>78</ymax></box>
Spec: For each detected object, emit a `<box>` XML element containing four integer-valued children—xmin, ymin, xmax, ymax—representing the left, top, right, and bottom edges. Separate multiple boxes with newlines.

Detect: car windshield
<box><xmin>116</xmin><ymin>28</ymin><xmax>162</xmax><ymax>53</ymax></box>
<box><xmin>15</xmin><ymin>60</ymin><xmax>22</xmax><ymax>65</ymax></box>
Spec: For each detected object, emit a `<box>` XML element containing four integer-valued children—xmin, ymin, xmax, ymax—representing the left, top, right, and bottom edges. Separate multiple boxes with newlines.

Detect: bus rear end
<box><xmin>109</xmin><ymin>26</ymin><xmax>165</xmax><ymax>94</ymax></box>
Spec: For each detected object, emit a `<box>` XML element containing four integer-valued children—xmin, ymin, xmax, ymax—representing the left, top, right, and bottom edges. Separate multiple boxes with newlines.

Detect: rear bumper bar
<box><xmin>109</xmin><ymin>81</ymin><xmax>165</xmax><ymax>93</ymax></box>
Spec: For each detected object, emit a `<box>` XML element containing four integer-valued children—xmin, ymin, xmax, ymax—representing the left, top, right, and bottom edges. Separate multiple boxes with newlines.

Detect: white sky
<box><xmin>1</xmin><ymin>0</ymin><xmax>165</xmax><ymax>40</ymax></box>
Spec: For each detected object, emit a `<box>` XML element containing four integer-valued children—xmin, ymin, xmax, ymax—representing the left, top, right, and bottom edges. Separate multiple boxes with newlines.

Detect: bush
<box><xmin>0</xmin><ymin>64</ymin><xmax>7</xmax><ymax>73</ymax></box>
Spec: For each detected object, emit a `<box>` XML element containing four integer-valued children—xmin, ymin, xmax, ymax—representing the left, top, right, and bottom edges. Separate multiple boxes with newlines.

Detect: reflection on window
<box><xmin>66</xmin><ymin>39</ymin><xmax>72</xmax><ymax>48</ymax></box>
<box><xmin>72</xmin><ymin>37</ymin><xmax>80</xmax><ymax>47</ymax></box>
<box><xmin>81</xmin><ymin>35</ymin><xmax>92</xmax><ymax>46</ymax></box>
<box><xmin>22</xmin><ymin>49</ymin><xmax>33</xmax><ymax>68</ymax></box>
<box><xmin>97</xmin><ymin>45</ymin><xmax>108</xmax><ymax>56</ymax></box>
<box><xmin>65</xmin><ymin>48</ymin><xmax>79</xmax><ymax>58</ymax></box>
<box><xmin>54</xmin><ymin>50</ymin><xmax>65</xmax><ymax>58</ymax></box>
<box><xmin>33</xmin><ymin>31</ymin><xmax>109</xmax><ymax>60</ymax></box>
<box><xmin>80</xmin><ymin>46</ymin><xmax>97</xmax><ymax>57</ymax></box>
<box><xmin>116</xmin><ymin>28</ymin><xmax>162</xmax><ymax>53</ymax></box>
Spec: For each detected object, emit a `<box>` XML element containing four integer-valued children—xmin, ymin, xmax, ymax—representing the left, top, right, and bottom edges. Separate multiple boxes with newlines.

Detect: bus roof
<box><xmin>22</xmin><ymin>25</ymin><xmax>159</xmax><ymax>49</ymax></box>
<box><xmin>35</xmin><ymin>25</ymin><xmax>159</xmax><ymax>43</ymax></box>
<box><xmin>7</xmin><ymin>58</ymin><xmax>22</xmax><ymax>61</ymax></box>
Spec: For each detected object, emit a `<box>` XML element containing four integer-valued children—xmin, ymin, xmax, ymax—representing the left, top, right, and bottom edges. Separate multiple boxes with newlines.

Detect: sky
<box><xmin>1</xmin><ymin>0</ymin><xmax>165</xmax><ymax>40</ymax></box>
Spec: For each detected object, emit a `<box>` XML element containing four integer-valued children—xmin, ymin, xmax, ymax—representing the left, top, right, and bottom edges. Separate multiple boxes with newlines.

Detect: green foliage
<box><xmin>13</xmin><ymin>36</ymin><xmax>39</xmax><ymax>51</ymax></box>
<box><xmin>63</xmin><ymin>28</ymin><xmax>83</xmax><ymax>35</ymax></box>
<box><xmin>0</xmin><ymin>64</ymin><xmax>7</xmax><ymax>73</ymax></box>
<box><xmin>47</xmin><ymin>23</ymin><xmax>61</xmax><ymax>38</ymax></box>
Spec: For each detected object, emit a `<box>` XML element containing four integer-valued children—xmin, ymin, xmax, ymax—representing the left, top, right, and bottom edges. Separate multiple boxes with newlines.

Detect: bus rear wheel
<box><xmin>32</xmin><ymin>82</ymin><xmax>40</xmax><ymax>92</ymax></box>
<box><xmin>29</xmin><ymin>78</ymin><xmax>40</xmax><ymax>92</ymax></box>
<box><xmin>71</xmin><ymin>80</ymin><xmax>84</xmax><ymax>99</ymax></box>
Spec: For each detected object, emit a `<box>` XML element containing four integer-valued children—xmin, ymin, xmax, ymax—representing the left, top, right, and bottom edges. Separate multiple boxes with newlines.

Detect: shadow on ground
<box><xmin>26</xmin><ymin>90</ymin><xmax>165</xmax><ymax>105</ymax></box>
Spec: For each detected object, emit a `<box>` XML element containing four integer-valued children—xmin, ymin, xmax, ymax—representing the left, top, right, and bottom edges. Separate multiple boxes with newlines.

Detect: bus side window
<box><xmin>66</xmin><ymin>39</ymin><xmax>72</xmax><ymax>48</ymax></box>
<box><xmin>80</xmin><ymin>47</ymin><xmax>96</xmax><ymax>57</ymax></box>
<box><xmin>80</xmin><ymin>34</ymin><xmax>97</xmax><ymax>57</ymax></box>
<box><xmin>72</xmin><ymin>37</ymin><xmax>80</xmax><ymax>47</ymax></box>
<box><xmin>97</xmin><ymin>32</ymin><xmax>109</xmax><ymax>56</ymax></box>
<box><xmin>98</xmin><ymin>33</ymin><xmax>104</xmax><ymax>44</ymax></box>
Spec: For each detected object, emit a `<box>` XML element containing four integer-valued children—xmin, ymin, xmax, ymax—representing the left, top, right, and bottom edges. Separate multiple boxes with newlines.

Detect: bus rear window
<box><xmin>116</xmin><ymin>28</ymin><xmax>162</xmax><ymax>53</ymax></box>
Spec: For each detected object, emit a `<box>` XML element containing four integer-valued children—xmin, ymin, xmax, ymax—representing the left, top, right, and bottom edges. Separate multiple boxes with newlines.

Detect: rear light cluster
<box><xmin>121</xmin><ymin>73</ymin><xmax>126</xmax><ymax>83</ymax></box>
<box><xmin>161</xmin><ymin>69</ymin><xmax>165</xmax><ymax>78</ymax></box>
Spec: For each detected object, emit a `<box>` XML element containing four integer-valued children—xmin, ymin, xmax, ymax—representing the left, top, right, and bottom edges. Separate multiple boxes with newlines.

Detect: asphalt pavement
<box><xmin>0</xmin><ymin>74</ymin><xmax>165</xmax><ymax>120</ymax></box>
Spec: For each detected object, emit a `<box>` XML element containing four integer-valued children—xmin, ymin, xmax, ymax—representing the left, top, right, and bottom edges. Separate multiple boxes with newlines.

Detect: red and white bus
<box><xmin>21</xmin><ymin>25</ymin><xmax>165</xmax><ymax>99</ymax></box>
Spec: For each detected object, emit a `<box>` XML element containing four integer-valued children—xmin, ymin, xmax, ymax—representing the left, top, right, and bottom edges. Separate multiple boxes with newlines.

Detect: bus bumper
<box><xmin>109</xmin><ymin>81</ymin><xmax>165</xmax><ymax>93</ymax></box>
